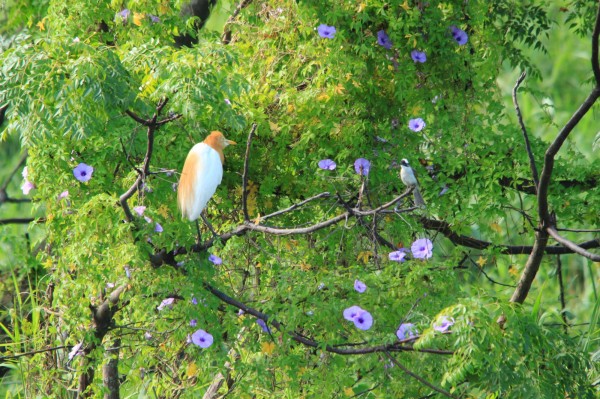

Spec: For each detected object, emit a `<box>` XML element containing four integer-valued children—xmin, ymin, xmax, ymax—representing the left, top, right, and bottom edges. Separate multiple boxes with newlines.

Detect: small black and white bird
<box><xmin>400</xmin><ymin>158</ymin><xmax>426</xmax><ymax>207</ymax></box>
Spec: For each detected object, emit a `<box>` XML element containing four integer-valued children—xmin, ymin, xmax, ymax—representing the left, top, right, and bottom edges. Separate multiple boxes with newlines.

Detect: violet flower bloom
<box><xmin>191</xmin><ymin>297</ymin><xmax>198</xmax><ymax>305</ymax></box>
<box><xmin>354</xmin><ymin>279</ymin><xmax>367</xmax><ymax>293</ymax></box>
<box><xmin>208</xmin><ymin>254</ymin><xmax>222</xmax><ymax>265</ymax></box>
<box><xmin>317</xmin><ymin>24</ymin><xmax>336</xmax><ymax>39</ymax></box>
<box><xmin>133</xmin><ymin>206</ymin><xmax>146</xmax><ymax>216</ymax></box>
<box><xmin>191</xmin><ymin>329</ymin><xmax>214</xmax><ymax>348</ymax></box>
<box><xmin>318</xmin><ymin>282</ymin><xmax>326</xmax><ymax>290</ymax></box>
<box><xmin>117</xmin><ymin>9</ymin><xmax>130</xmax><ymax>20</ymax></box>
<box><xmin>157</xmin><ymin>297</ymin><xmax>175</xmax><ymax>311</ymax></box>
<box><xmin>343</xmin><ymin>305</ymin><xmax>363</xmax><ymax>321</ymax></box>
<box><xmin>58</xmin><ymin>190</ymin><xmax>69</xmax><ymax>200</ymax></box>
<box><xmin>21</xmin><ymin>180</ymin><xmax>35</xmax><ymax>195</ymax></box>
<box><xmin>352</xmin><ymin>309</ymin><xmax>373</xmax><ymax>330</ymax></box>
<box><xmin>411</xmin><ymin>238</ymin><xmax>433</xmax><ymax>259</ymax></box>
<box><xmin>434</xmin><ymin>316</ymin><xmax>454</xmax><ymax>333</ymax></box>
<box><xmin>411</xmin><ymin>50</ymin><xmax>427</xmax><ymax>63</ymax></box>
<box><xmin>190</xmin><ymin>319</ymin><xmax>197</xmax><ymax>327</ymax></box>
<box><xmin>354</xmin><ymin>158</ymin><xmax>371</xmax><ymax>175</ymax></box>
<box><xmin>318</xmin><ymin>159</ymin><xmax>337</xmax><ymax>170</ymax></box>
<box><xmin>257</xmin><ymin>319</ymin><xmax>271</xmax><ymax>333</ymax></box>
<box><xmin>224</xmin><ymin>98</ymin><xmax>232</xmax><ymax>106</ymax></box>
<box><xmin>144</xmin><ymin>332</ymin><xmax>152</xmax><ymax>340</ymax></box>
<box><xmin>396</xmin><ymin>323</ymin><xmax>418</xmax><ymax>340</ymax></box>
<box><xmin>450</xmin><ymin>26</ymin><xmax>468</xmax><ymax>45</ymax></box>
<box><xmin>73</xmin><ymin>163</ymin><xmax>93</xmax><ymax>182</ymax></box>
<box><xmin>388</xmin><ymin>250</ymin><xmax>407</xmax><ymax>262</ymax></box>
<box><xmin>154</xmin><ymin>223</ymin><xmax>163</xmax><ymax>233</ymax></box>
<box><xmin>238</xmin><ymin>309</ymin><xmax>245</xmax><ymax>316</ymax></box>
<box><xmin>68</xmin><ymin>342</ymin><xmax>83</xmax><ymax>361</ymax></box>
<box><xmin>124</xmin><ymin>266</ymin><xmax>131</xmax><ymax>279</ymax></box>
<box><xmin>377</xmin><ymin>30</ymin><xmax>392</xmax><ymax>49</ymax></box>
<box><xmin>148</xmin><ymin>14</ymin><xmax>160</xmax><ymax>23</ymax></box>
<box><xmin>408</xmin><ymin>118</ymin><xmax>426</xmax><ymax>132</ymax></box>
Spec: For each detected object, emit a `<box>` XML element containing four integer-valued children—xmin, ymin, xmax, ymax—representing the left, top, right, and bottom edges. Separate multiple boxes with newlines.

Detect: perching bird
<box><xmin>400</xmin><ymin>158</ymin><xmax>426</xmax><ymax>207</ymax></box>
<box><xmin>177</xmin><ymin>131</ymin><xmax>236</xmax><ymax>239</ymax></box>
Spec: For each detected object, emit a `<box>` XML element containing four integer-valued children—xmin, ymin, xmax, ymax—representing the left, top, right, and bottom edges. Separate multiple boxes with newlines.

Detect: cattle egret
<box><xmin>177</xmin><ymin>131</ymin><xmax>236</xmax><ymax>241</ymax></box>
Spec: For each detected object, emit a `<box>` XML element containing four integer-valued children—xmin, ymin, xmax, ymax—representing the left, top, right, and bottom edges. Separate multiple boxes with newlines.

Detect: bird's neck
<box><xmin>203</xmin><ymin>137</ymin><xmax>225</xmax><ymax>164</ymax></box>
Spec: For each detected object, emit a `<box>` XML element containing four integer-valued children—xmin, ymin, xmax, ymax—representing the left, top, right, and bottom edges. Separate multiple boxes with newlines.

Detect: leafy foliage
<box><xmin>1</xmin><ymin>0</ymin><xmax>599</xmax><ymax>397</ymax></box>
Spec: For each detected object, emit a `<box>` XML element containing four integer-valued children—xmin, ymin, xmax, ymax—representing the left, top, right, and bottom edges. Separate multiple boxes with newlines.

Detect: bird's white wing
<box><xmin>179</xmin><ymin>143</ymin><xmax>223</xmax><ymax>221</ymax></box>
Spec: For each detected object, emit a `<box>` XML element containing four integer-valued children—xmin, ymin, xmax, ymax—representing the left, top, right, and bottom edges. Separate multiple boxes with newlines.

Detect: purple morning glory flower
<box><xmin>124</xmin><ymin>266</ymin><xmax>131</xmax><ymax>279</ymax></box>
<box><xmin>190</xmin><ymin>319</ymin><xmax>198</xmax><ymax>327</ymax></box>
<box><xmin>411</xmin><ymin>50</ymin><xmax>427</xmax><ymax>63</ymax></box>
<box><xmin>154</xmin><ymin>223</ymin><xmax>163</xmax><ymax>233</ymax></box>
<box><xmin>191</xmin><ymin>329</ymin><xmax>214</xmax><ymax>348</ymax></box>
<box><xmin>257</xmin><ymin>319</ymin><xmax>271</xmax><ymax>333</ymax></box>
<box><xmin>352</xmin><ymin>309</ymin><xmax>373</xmax><ymax>330</ymax></box>
<box><xmin>434</xmin><ymin>316</ymin><xmax>454</xmax><ymax>333</ymax></box>
<box><xmin>144</xmin><ymin>332</ymin><xmax>152</xmax><ymax>340</ymax></box>
<box><xmin>343</xmin><ymin>305</ymin><xmax>363</xmax><ymax>321</ymax></box>
<box><xmin>238</xmin><ymin>309</ymin><xmax>245</xmax><ymax>316</ymax></box>
<box><xmin>318</xmin><ymin>159</ymin><xmax>337</xmax><ymax>170</ymax></box>
<box><xmin>208</xmin><ymin>254</ymin><xmax>222</xmax><ymax>265</ymax></box>
<box><xmin>317</xmin><ymin>24</ymin><xmax>336</xmax><ymax>39</ymax></box>
<box><xmin>396</xmin><ymin>323</ymin><xmax>418</xmax><ymax>340</ymax></box>
<box><xmin>21</xmin><ymin>180</ymin><xmax>35</xmax><ymax>195</ymax></box>
<box><xmin>157</xmin><ymin>297</ymin><xmax>175</xmax><ymax>311</ymax></box>
<box><xmin>117</xmin><ymin>9</ymin><xmax>130</xmax><ymax>20</ymax></box>
<box><xmin>408</xmin><ymin>118</ymin><xmax>426</xmax><ymax>132</ymax></box>
<box><xmin>354</xmin><ymin>279</ymin><xmax>367</xmax><ymax>293</ymax></box>
<box><xmin>411</xmin><ymin>238</ymin><xmax>433</xmax><ymax>259</ymax></box>
<box><xmin>354</xmin><ymin>158</ymin><xmax>371</xmax><ymax>175</ymax></box>
<box><xmin>148</xmin><ymin>14</ymin><xmax>160</xmax><ymax>23</ymax></box>
<box><xmin>58</xmin><ymin>190</ymin><xmax>69</xmax><ymax>200</ymax></box>
<box><xmin>73</xmin><ymin>163</ymin><xmax>94</xmax><ymax>182</ymax></box>
<box><xmin>133</xmin><ymin>206</ymin><xmax>146</xmax><ymax>216</ymax></box>
<box><xmin>389</xmin><ymin>250</ymin><xmax>407</xmax><ymax>262</ymax></box>
<box><xmin>68</xmin><ymin>342</ymin><xmax>83</xmax><ymax>361</ymax></box>
<box><xmin>191</xmin><ymin>297</ymin><xmax>198</xmax><ymax>305</ymax></box>
<box><xmin>377</xmin><ymin>30</ymin><xmax>392</xmax><ymax>49</ymax></box>
<box><xmin>224</xmin><ymin>98</ymin><xmax>232</xmax><ymax>106</ymax></box>
<box><xmin>450</xmin><ymin>26</ymin><xmax>468</xmax><ymax>45</ymax></box>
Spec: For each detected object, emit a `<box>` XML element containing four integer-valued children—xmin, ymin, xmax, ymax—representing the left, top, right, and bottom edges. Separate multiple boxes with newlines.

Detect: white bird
<box><xmin>400</xmin><ymin>158</ymin><xmax>425</xmax><ymax>207</ymax></box>
<box><xmin>177</xmin><ymin>131</ymin><xmax>236</xmax><ymax>239</ymax></box>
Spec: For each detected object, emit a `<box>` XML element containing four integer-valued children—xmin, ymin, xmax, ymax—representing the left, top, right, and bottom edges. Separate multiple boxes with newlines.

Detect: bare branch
<box><xmin>556</xmin><ymin>255</ymin><xmax>568</xmax><ymax>335</ymax></box>
<box><xmin>592</xmin><ymin>0</ymin><xmax>600</xmax><ymax>85</ymax></box>
<box><xmin>0</xmin><ymin>150</ymin><xmax>27</xmax><ymax>192</ymax></box>
<box><xmin>0</xmin><ymin>217</ymin><xmax>36</xmax><ymax>225</ymax></box>
<box><xmin>384</xmin><ymin>351</ymin><xmax>455</xmax><ymax>398</ymax></box>
<box><xmin>512</xmin><ymin>71</ymin><xmax>539</xmax><ymax>190</ymax></box>
<box><xmin>547</xmin><ymin>227</ymin><xmax>600</xmax><ymax>261</ymax></box>
<box><xmin>260</xmin><ymin>193</ymin><xmax>332</xmax><ymax>222</ymax></box>
<box><xmin>242</xmin><ymin>123</ymin><xmax>257</xmax><ymax>222</ymax></box>
<box><xmin>0</xmin><ymin>345</ymin><xmax>69</xmax><ymax>362</ymax></box>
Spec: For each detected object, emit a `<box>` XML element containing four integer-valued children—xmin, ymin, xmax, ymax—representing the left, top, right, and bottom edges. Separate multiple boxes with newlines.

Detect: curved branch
<box><xmin>547</xmin><ymin>227</ymin><xmax>600</xmax><ymax>261</ymax></box>
<box><xmin>204</xmin><ymin>283</ymin><xmax>453</xmax><ymax>356</ymax></box>
<box><xmin>512</xmin><ymin>71</ymin><xmax>539</xmax><ymax>191</ymax></box>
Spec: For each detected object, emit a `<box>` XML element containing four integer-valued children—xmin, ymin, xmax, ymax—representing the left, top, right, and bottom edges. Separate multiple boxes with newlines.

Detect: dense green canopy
<box><xmin>1</xmin><ymin>0</ymin><xmax>599</xmax><ymax>397</ymax></box>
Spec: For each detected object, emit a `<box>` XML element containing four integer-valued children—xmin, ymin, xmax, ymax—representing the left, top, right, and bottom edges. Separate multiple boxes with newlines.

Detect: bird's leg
<box><xmin>200</xmin><ymin>213</ymin><xmax>220</xmax><ymax>239</ymax></box>
<box><xmin>195</xmin><ymin>219</ymin><xmax>202</xmax><ymax>246</ymax></box>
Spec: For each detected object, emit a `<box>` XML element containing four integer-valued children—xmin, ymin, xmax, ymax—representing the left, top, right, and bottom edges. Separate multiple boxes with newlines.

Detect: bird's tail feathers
<box><xmin>413</xmin><ymin>187</ymin><xmax>426</xmax><ymax>207</ymax></box>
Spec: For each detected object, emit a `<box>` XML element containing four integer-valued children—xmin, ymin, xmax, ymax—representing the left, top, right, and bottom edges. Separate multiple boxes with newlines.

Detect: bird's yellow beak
<box><xmin>226</xmin><ymin>140</ymin><xmax>237</xmax><ymax>145</ymax></box>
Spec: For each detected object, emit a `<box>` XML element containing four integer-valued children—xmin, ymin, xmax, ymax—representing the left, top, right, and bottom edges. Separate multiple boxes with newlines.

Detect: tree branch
<box><xmin>384</xmin><ymin>351</ymin><xmax>455</xmax><ymax>398</ymax></box>
<box><xmin>204</xmin><ymin>283</ymin><xmax>453</xmax><ymax>356</ymax></box>
<box><xmin>222</xmin><ymin>0</ymin><xmax>253</xmax><ymax>45</ymax></box>
<box><xmin>512</xmin><ymin>70</ymin><xmax>539</xmax><ymax>191</ymax></box>
<box><xmin>242</xmin><ymin>123</ymin><xmax>257</xmax><ymax>222</ymax></box>
<box><xmin>546</xmin><ymin>227</ymin><xmax>600</xmax><ymax>261</ymax></box>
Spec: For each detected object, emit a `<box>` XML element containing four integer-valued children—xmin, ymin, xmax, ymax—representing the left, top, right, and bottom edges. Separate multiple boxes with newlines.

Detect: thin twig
<box><xmin>260</xmin><ymin>192</ymin><xmax>333</xmax><ymax>221</ymax></box>
<box><xmin>512</xmin><ymin>71</ymin><xmax>539</xmax><ymax>191</ymax></box>
<box><xmin>384</xmin><ymin>351</ymin><xmax>455</xmax><ymax>398</ymax></box>
<box><xmin>222</xmin><ymin>0</ymin><xmax>253</xmax><ymax>44</ymax></box>
<box><xmin>0</xmin><ymin>345</ymin><xmax>69</xmax><ymax>361</ymax></box>
<box><xmin>241</xmin><ymin>123</ymin><xmax>257</xmax><ymax>222</ymax></box>
<box><xmin>556</xmin><ymin>255</ymin><xmax>568</xmax><ymax>335</ymax></box>
<box><xmin>0</xmin><ymin>217</ymin><xmax>37</xmax><ymax>225</ymax></box>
